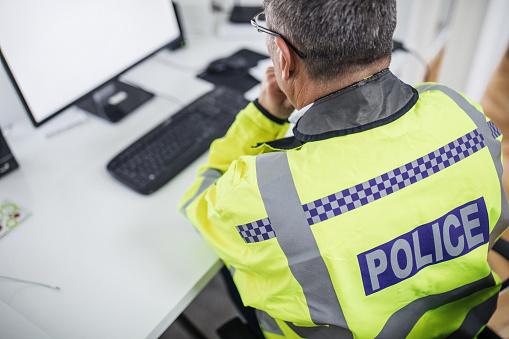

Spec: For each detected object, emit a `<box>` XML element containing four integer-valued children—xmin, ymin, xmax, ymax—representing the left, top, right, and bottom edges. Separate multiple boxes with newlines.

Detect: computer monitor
<box><xmin>0</xmin><ymin>0</ymin><xmax>184</xmax><ymax>127</ymax></box>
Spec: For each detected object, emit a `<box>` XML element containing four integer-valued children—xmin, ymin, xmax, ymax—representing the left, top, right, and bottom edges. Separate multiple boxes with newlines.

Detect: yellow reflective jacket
<box><xmin>179</xmin><ymin>69</ymin><xmax>509</xmax><ymax>338</ymax></box>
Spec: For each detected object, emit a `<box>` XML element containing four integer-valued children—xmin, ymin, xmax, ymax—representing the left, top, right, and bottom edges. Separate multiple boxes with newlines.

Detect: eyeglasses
<box><xmin>251</xmin><ymin>11</ymin><xmax>307</xmax><ymax>59</ymax></box>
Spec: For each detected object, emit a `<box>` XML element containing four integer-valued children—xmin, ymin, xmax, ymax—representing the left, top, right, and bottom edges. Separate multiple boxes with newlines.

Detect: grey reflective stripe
<box><xmin>416</xmin><ymin>84</ymin><xmax>435</xmax><ymax>93</ymax></box>
<box><xmin>375</xmin><ymin>272</ymin><xmax>496</xmax><ymax>339</ymax></box>
<box><xmin>180</xmin><ymin>168</ymin><xmax>222</xmax><ymax>218</ymax></box>
<box><xmin>417</xmin><ymin>84</ymin><xmax>509</xmax><ymax>246</ymax></box>
<box><xmin>286</xmin><ymin>322</ymin><xmax>355</xmax><ymax>339</ymax></box>
<box><xmin>447</xmin><ymin>292</ymin><xmax>499</xmax><ymax>339</ymax></box>
<box><xmin>255</xmin><ymin>309</ymin><xmax>285</xmax><ymax>336</ymax></box>
<box><xmin>228</xmin><ymin>265</ymin><xmax>236</xmax><ymax>277</ymax></box>
<box><xmin>256</xmin><ymin>152</ymin><xmax>352</xmax><ymax>335</ymax></box>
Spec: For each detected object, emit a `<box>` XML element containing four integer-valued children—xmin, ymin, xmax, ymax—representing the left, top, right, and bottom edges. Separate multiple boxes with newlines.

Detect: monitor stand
<box><xmin>76</xmin><ymin>79</ymin><xmax>153</xmax><ymax>123</ymax></box>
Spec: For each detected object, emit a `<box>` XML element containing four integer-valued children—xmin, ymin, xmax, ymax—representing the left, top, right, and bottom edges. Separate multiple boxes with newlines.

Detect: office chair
<box><xmin>492</xmin><ymin>237</ymin><xmax>509</xmax><ymax>292</ymax></box>
<box><xmin>216</xmin><ymin>266</ymin><xmax>264</xmax><ymax>339</ymax></box>
<box><xmin>217</xmin><ymin>317</ymin><xmax>258</xmax><ymax>339</ymax></box>
<box><xmin>478</xmin><ymin>237</ymin><xmax>509</xmax><ymax>338</ymax></box>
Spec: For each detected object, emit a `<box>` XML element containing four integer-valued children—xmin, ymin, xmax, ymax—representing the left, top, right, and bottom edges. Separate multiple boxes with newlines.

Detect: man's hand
<box><xmin>258</xmin><ymin>67</ymin><xmax>295</xmax><ymax>120</ymax></box>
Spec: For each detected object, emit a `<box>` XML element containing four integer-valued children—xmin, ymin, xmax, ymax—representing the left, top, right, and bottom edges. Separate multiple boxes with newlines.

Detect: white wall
<box><xmin>461</xmin><ymin>0</ymin><xmax>509</xmax><ymax>101</ymax></box>
<box><xmin>438</xmin><ymin>0</ymin><xmax>489</xmax><ymax>95</ymax></box>
<box><xmin>393</xmin><ymin>0</ymin><xmax>509</xmax><ymax>103</ymax></box>
<box><xmin>392</xmin><ymin>0</ymin><xmax>456</xmax><ymax>86</ymax></box>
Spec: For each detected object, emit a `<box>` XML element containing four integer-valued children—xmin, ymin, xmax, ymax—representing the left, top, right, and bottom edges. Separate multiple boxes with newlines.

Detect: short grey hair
<box><xmin>263</xmin><ymin>0</ymin><xmax>397</xmax><ymax>80</ymax></box>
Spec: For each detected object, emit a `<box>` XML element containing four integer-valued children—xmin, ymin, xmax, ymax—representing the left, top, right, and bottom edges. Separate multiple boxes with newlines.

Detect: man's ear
<box><xmin>274</xmin><ymin>37</ymin><xmax>295</xmax><ymax>81</ymax></box>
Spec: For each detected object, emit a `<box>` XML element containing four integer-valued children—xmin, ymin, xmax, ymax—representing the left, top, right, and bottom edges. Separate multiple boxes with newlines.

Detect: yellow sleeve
<box><xmin>177</xmin><ymin>102</ymin><xmax>289</xmax><ymax>287</ymax></box>
<box><xmin>178</xmin><ymin>100</ymin><xmax>289</xmax><ymax>234</ymax></box>
<box><xmin>203</xmin><ymin>102</ymin><xmax>290</xmax><ymax>174</ymax></box>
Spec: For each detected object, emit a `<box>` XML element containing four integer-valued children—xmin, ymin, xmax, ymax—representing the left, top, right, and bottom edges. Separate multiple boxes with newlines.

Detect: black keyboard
<box><xmin>107</xmin><ymin>87</ymin><xmax>249</xmax><ymax>195</ymax></box>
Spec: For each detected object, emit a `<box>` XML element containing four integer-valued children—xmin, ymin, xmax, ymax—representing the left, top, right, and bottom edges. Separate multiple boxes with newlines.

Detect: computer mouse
<box><xmin>206</xmin><ymin>55</ymin><xmax>248</xmax><ymax>74</ymax></box>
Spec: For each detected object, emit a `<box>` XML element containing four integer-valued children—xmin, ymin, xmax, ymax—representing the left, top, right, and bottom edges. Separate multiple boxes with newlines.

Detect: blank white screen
<box><xmin>0</xmin><ymin>0</ymin><xmax>180</xmax><ymax>125</ymax></box>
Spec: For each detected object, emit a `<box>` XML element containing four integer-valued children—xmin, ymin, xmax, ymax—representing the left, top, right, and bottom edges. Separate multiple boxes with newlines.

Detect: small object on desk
<box><xmin>197</xmin><ymin>49</ymin><xmax>269</xmax><ymax>93</ymax></box>
<box><xmin>107</xmin><ymin>87</ymin><xmax>249</xmax><ymax>195</ymax></box>
<box><xmin>0</xmin><ymin>200</ymin><xmax>32</xmax><ymax>239</ymax></box>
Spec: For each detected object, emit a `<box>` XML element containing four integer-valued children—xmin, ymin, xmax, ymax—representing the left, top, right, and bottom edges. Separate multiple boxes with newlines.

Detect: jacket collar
<box><xmin>292</xmin><ymin>69</ymin><xmax>418</xmax><ymax>142</ymax></box>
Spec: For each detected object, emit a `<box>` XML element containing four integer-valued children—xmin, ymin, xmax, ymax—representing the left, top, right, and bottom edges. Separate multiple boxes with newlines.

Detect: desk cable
<box><xmin>0</xmin><ymin>275</ymin><xmax>60</xmax><ymax>291</ymax></box>
<box><xmin>393</xmin><ymin>40</ymin><xmax>430</xmax><ymax>76</ymax></box>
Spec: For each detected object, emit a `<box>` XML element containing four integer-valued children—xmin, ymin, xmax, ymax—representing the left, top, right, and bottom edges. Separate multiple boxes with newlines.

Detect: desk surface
<box><xmin>0</xmin><ymin>35</ymin><xmax>267</xmax><ymax>339</ymax></box>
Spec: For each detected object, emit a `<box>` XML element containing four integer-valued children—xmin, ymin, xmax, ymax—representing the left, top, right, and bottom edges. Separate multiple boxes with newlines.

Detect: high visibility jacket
<box><xmin>179</xmin><ymin>69</ymin><xmax>509</xmax><ymax>338</ymax></box>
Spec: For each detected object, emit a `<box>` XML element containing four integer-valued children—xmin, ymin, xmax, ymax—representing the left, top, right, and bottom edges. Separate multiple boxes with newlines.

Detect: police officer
<box><xmin>179</xmin><ymin>0</ymin><xmax>509</xmax><ymax>337</ymax></box>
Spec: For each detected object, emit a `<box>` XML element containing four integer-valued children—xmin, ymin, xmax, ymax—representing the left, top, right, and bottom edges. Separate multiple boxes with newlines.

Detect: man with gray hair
<box><xmin>180</xmin><ymin>0</ymin><xmax>508</xmax><ymax>337</ymax></box>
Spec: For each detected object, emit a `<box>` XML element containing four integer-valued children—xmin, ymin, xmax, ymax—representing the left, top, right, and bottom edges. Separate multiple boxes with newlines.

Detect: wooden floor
<box><xmin>482</xmin><ymin>46</ymin><xmax>509</xmax><ymax>338</ymax></box>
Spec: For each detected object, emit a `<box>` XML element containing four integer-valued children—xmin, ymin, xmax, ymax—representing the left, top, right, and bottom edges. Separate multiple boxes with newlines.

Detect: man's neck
<box><xmin>292</xmin><ymin>58</ymin><xmax>391</xmax><ymax>110</ymax></box>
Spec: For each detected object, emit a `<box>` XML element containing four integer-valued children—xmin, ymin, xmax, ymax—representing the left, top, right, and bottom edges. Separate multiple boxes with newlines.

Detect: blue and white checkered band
<box><xmin>303</xmin><ymin>129</ymin><xmax>485</xmax><ymax>225</ymax></box>
<box><xmin>236</xmin><ymin>218</ymin><xmax>275</xmax><ymax>243</ymax></box>
<box><xmin>487</xmin><ymin>120</ymin><xmax>502</xmax><ymax>139</ymax></box>
<box><xmin>236</xmin><ymin>129</ymin><xmax>485</xmax><ymax>243</ymax></box>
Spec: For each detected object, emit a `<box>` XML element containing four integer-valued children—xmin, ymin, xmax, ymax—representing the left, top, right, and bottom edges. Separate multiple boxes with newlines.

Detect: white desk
<box><xmin>0</xmin><ymin>35</ymin><xmax>267</xmax><ymax>339</ymax></box>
